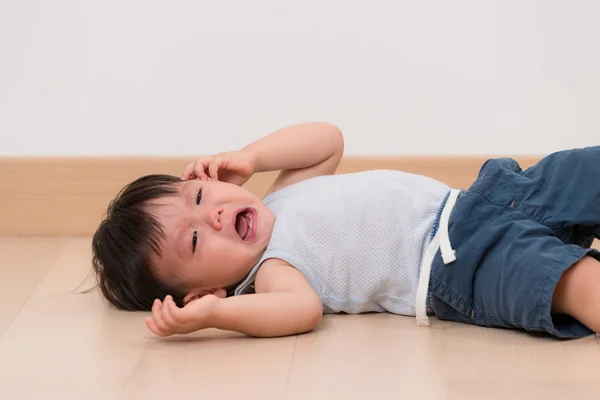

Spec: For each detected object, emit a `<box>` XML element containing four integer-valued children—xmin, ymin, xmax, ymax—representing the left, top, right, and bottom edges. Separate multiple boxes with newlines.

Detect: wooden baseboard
<box><xmin>0</xmin><ymin>155</ymin><xmax>544</xmax><ymax>236</ymax></box>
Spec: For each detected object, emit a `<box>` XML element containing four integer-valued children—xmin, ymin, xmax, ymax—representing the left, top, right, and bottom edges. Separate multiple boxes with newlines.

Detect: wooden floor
<box><xmin>1</xmin><ymin>237</ymin><xmax>599</xmax><ymax>400</ymax></box>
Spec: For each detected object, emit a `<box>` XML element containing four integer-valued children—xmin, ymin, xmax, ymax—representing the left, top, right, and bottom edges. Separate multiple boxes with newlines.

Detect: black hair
<box><xmin>91</xmin><ymin>174</ymin><xmax>186</xmax><ymax>311</ymax></box>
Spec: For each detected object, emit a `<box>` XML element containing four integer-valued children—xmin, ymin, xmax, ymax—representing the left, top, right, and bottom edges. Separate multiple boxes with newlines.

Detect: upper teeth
<box><xmin>247</xmin><ymin>215</ymin><xmax>253</xmax><ymax>233</ymax></box>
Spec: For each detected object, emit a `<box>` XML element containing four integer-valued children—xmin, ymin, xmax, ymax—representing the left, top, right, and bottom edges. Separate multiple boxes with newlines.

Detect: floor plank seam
<box><xmin>0</xmin><ymin>247</ymin><xmax>66</xmax><ymax>339</ymax></box>
<box><xmin>283</xmin><ymin>335</ymin><xmax>299</xmax><ymax>396</ymax></box>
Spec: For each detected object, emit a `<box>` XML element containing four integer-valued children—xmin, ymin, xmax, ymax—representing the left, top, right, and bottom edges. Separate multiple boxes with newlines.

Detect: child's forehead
<box><xmin>180</xmin><ymin>180</ymin><xmax>197</xmax><ymax>194</ymax></box>
<box><xmin>156</xmin><ymin>180</ymin><xmax>193</xmax><ymax>200</ymax></box>
<box><xmin>145</xmin><ymin>191</ymin><xmax>186</xmax><ymax>217</ymax></box>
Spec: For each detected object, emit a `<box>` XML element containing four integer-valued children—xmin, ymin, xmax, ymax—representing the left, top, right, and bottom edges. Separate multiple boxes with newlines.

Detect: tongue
<box><xmin>235</xmin><ymin>214</ymin><xmax>249</xmax><ymax>239</ymax></box>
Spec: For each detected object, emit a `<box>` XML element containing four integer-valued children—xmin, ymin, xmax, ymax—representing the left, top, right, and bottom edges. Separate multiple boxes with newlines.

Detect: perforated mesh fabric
<box><xmin>234</xmin><ymin>170</ymin><xmax>449</xmax><ymax>316</ymax></box>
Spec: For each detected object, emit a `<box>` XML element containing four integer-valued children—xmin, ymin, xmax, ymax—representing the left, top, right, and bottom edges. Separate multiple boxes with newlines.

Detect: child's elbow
<box><xmin>302</xmin><ymin>297</ymin><xmax>324</xmax><ymax>333</ymax></box>
<box><xmin>327</xmin><ymin>123</ymin><xmax>344</xmax><ymax>154</ymax></box>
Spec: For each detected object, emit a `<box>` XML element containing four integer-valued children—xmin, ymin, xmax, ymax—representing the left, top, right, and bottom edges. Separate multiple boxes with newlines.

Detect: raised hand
<box><xmin>181</xmin><ymin>150</ymin><xmax>256</xmax><ymax>186</ymax></box>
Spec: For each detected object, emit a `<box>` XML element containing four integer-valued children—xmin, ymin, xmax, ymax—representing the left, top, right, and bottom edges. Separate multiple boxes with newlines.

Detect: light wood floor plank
<box><xmin>0</xmin><ymin>237</ymin><xmax>598</xmax><ymax>400</ymax></box>
<box><xmin>0</xmin><ymin>237</ymin><xmax>70</xmax><ymax>336</ymax></box>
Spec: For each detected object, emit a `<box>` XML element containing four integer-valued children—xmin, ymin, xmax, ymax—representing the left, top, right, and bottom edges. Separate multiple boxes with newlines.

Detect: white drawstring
<box><xmin>439</xmin><ymin>189</ymin><xmax>460</xmax><ymax>264</ymax></box>
<box><xmin>415</xmin><ymin>231</ymin><xmax>440</xmax><ymax>327</ymax></box>
<box><xmin>415</xmin><ymin>189</ymin><xmax>461</xmax><ymax>327</ymax></box>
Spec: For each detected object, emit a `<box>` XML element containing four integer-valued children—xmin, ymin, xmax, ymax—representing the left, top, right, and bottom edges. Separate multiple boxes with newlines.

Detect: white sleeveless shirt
<box><xmin>233</xmin><ymin>170</ymin><xmax>450</xmax><ymax>316</ymax></box>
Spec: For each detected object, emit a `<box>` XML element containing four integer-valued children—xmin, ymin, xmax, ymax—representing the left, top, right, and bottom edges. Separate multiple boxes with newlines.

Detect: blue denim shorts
<box><xmin>426</xmin><ymin>146</ymin><xmax>600</xmax><ymax>339</ymax></box>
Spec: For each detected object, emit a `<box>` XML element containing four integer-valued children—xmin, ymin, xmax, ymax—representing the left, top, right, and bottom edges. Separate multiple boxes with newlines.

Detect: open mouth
<box><xmin>234</xmin><ymin>208</ymin><xmax>255</xmax><ymax>241</ymax></box>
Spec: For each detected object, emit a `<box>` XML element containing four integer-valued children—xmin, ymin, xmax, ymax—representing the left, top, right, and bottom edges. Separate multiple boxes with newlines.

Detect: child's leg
<box><xmin>553</xmin><ymin>256</ymin><xmax>600</xmax><ymax>333</ymax></box>
<box><xmin>520</xmin><ymin>146</ymin><xmax>600</xmax><ymax>246</ymax></box>
<box><xmin>428</xmin><ymin>150</ymin><xmax>600</xmax><ymax>339</ymax></box>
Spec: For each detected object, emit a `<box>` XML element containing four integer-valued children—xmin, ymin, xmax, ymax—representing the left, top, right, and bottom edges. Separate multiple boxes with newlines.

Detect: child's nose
<box><xmin>204</xmin><ymin>206</ymin><xmax>223</xmax><ymax>231</ymax></box>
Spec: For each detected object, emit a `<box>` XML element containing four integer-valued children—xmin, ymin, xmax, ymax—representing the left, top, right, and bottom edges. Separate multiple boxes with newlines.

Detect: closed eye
<box><xmin>196</xmin><ymin>189</ymin><xmax>202</xmax><ymax>205</ymax></box>
<box><xmin>192</xmin><ymin>231</ymin><xmax>198</xmax><ymax>253</ymax></box>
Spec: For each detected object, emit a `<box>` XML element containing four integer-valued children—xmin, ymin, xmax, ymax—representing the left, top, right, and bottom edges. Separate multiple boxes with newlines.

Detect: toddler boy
<box><xmin>92</xmin><ymin>123</ymin><xmax>600</xmax><ymax>339</ymax></box>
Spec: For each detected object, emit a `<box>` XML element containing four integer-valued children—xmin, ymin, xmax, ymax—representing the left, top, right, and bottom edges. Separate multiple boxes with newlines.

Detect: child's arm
<box><xmin>182</xmin><ymin>122</ymin><xmax>344</xmax><ymax>195</ymax></box>
<box><xmin>146</xmin><ymin>260</ymin><xmax>323</xmax><ymax>338</ymax></box>
<box><xmin>243</xmin><ymin>122</ymin><xmax>344</xmax><ymax>195</ymax></box>
<box><xmin>213</xmin><ymin>260</ymin><xmax>323</xmax><ymax>337</ymax></box>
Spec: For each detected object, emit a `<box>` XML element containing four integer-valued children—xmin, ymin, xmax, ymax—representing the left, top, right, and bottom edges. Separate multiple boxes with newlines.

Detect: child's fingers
<box><xmin>195</xmin><ymin>160</ymin><xmax>210</xmax><ymax>180</ymax></box>
<box><xmin>182</xmin><ymin>161</ymin><xmax>196</xmax><ymax>180</ymax></box>
<box><xmin>145</xmin><ymin>317</ymin><xmax>164</xmax><ymax>337</ymax></box>
<box><xmin>208</xmin><ymin>159</ymin><xmax>221</xmax><ymax>181</ymax></box>
<box><xmin>162</xmin><ymin>296</ymin><xmax>182</xmax><ymax>329</ymax></box>
<box><xmin>182</xmin><ymin>160</ymin><xmax>209</xmax><ymax>180</ymax></box>
<box><xmin>165</xmin><ymin>296</ymin><xmax>187</xmax><ymax>323</ymax></box>
<box><xmin>146</xmin><ymin>316</ymin><xmax>168</xmax><ymax>337</ymax></box>
<box><xmin>151</xmin><ymin>299</ymin><xmax>171</xmax><ymax>336</ymax></box>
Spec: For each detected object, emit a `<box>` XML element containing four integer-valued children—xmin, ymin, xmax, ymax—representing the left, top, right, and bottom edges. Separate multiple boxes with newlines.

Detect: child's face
<box><xmin>149</xmin><ymin>179</ymin><xmax>275</xmax><ymax>301</ymax></box>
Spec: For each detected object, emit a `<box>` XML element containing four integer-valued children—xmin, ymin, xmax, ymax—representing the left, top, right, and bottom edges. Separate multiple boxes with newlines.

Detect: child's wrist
<box><xmin>240</xmin><ymin>146</ymin><xmax>261</xmax><ymax>174</ymax></box>
<box><xmin>207</xmin><ymin>295</ymin><xmax>224</xmax><ymax>329</ymax></box>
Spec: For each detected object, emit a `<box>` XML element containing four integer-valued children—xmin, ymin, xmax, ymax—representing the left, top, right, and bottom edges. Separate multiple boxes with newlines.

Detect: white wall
<box><xmin>1</xmin><ymin>0</ymin><xmax>599</xmax><ymax>156</ymax></box>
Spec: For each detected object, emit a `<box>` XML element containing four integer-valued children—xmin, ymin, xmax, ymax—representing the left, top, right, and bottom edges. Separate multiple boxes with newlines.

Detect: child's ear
<box><xmin>183</xmin><ymin>288</ymin><xmax>227</xmax><ymax>305</ymax></box>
